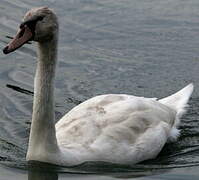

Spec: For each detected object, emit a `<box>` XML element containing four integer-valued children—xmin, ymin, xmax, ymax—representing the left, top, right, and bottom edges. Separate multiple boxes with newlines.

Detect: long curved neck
<box><xmin>27</xmin><ymin>36</ymin><xmax>59</xmax><ymax>160</ymax></box>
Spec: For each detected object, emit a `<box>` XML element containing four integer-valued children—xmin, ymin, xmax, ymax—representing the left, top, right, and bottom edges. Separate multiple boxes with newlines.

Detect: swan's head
<box><xmin>3</xmin><ymin>7</ymin><xmax>58</xmax><ymax>54</ymax></box>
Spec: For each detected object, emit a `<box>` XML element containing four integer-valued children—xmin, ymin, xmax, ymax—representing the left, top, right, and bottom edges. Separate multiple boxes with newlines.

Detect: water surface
<box><xmin>0</xmin><ymin>0</ymin><xmax>199</xmax><ymax>179</ymax></box>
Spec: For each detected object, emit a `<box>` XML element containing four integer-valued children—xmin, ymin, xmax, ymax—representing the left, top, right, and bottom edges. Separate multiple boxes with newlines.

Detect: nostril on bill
<box><xmin>18</xmin><ymin>28</ymin><xmax>25</xmax><ymax>38</ymax></box>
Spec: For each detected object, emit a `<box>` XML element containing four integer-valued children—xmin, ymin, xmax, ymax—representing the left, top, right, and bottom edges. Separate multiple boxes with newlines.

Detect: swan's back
<box><xmin>55</xmin><ymin>94</ymin><xmax>176</xmax><ymax>164</ymax></box>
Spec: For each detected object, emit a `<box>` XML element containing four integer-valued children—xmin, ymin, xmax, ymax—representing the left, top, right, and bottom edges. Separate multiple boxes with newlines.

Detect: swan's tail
<box><xmin>158</xmin><ymin>83</ymin><xmax>194</xmax><ymax>141</ymax></box>
<box><xmin>159</xmin><ymin>83</ymin><xmax>194</xmax><ymax>118</ymax></box>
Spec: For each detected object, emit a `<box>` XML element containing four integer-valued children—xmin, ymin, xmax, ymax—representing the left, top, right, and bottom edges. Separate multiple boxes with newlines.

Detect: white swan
<box><xmin>3</xmin><ymin>7</ymin><xmax>194</xmax><ymax>166</ymax></box>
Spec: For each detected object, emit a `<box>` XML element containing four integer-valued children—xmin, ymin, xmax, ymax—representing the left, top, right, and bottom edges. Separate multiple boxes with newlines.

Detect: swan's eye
<box><xmin>37</xmin><ymin>16</ymin><xmax>44</xmax><ymax>21</ymax></box>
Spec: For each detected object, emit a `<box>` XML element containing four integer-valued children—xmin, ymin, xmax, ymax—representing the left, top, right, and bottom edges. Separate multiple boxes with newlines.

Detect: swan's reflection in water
<box><xmin>28</xmin><ymin>161</ymin><xmax>58</xmax><ymax>180</ymax></box>
<box><xmin>28</xmin><ymin>170</ymin><xmax>58</xmax><ymax>180</ymax></box>
<box><xmin>27</xmin><ymin>161</ymin><xmax>171</xmax><ymax>180</ymax></box>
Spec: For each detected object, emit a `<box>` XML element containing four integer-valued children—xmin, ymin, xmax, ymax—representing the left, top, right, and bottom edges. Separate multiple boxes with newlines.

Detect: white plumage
<box><xmin>55</xmin><ymin>85</ymin><xmax>193</xmax><ymax>165</ymax></box>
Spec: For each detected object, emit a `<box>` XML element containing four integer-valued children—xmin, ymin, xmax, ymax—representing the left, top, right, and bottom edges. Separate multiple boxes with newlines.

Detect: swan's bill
<box><xmin>3</xmin><ymin>25</ymin><xmax>33</xmax><ymax>54</ymax></box>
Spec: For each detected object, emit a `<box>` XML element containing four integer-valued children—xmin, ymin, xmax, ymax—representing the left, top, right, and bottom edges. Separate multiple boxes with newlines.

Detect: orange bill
<box><xmin>3</xmin><ymin>25</ymin><xmax>33</xmax><ymax>54</ymax></box>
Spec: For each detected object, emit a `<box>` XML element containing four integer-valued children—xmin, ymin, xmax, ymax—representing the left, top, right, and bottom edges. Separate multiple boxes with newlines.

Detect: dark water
<box><xmin>0</xmin><ymin>0</ymin><xmax>199</xmax><ymax>179</ymax></box>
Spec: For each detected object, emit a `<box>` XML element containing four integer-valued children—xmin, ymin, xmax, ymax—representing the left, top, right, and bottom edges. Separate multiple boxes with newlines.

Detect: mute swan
<box><xmin>3</xmin><ymin>7</ymin><xmax>194</xmax><ymax>166</ymax></box>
